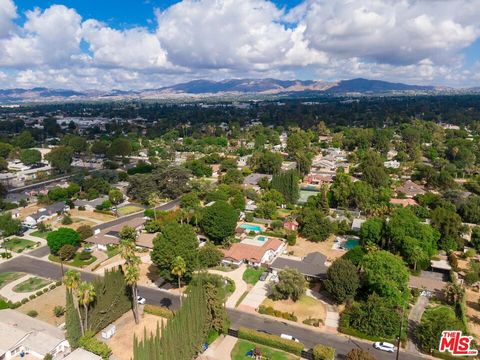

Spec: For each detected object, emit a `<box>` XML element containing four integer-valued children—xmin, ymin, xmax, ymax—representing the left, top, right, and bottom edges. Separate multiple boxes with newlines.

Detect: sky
<box><xmin>0</xmin><ymin>0</ymin><xmax>479</xmax><ymax>90</ymax></box>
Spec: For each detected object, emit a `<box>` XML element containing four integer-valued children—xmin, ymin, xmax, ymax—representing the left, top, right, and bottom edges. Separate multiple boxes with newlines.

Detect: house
<box><xmin>64</xmin><ymin>348</ymin><xmax>102</xmax><ymax>360</ymax></box>
<box><xmin>351</xmin><ymin>218</ymin><xmax>366</xmax><ymax>232</ymax></box>
<box><xmin>283</xmin><ymin>220</ymin><xmax>298</xmax><ymax>232</ymax></box>
<box><xmin>384</xmin><ymin>160</ymin><xmax>400</xmax><ymax>169</ymax></box>
<box><xmin>243</xmin><ymin>173</ymin><xmax>272</xmax><ymax>187</ymax></box>
<box><xmin>390</xmin><ymin>198</ymin><xmax>418</xmax><ymax>207</ymax></box>
<box><xmin>74</xmin><ymin>196</ymin><xmax>109</xmax><ymax>211</ymax></box>
<box><xmin>85</xmin><ymin>217</ymin><xmax>145</xmax><ymax>251</ymax></box>
<box><xmin>23</xmin><ymin>202</ymin><xmax>68</xmax><ymax>227</ymax></box>
<box><xmin>396</xmin><ymin>180</ymin><xmax>426</xmax><ymax>198</ymax></box>
<box><xmin>303</xmin><ymin>174</ymin><xmax>334</xmax><ymax>186</ymax></box>
<box><xmin>0</xmin><ymin>309</ymin><xmax>70</xmax><ymax>359</ymax></box>
<box><xmin>222</xmin><ymin>238</ymin><xmax>285</xmax><ymax>266</ymax></box>
<box><xmin>136</xmin><ymin>232</ymin><xmax>156</xmax><ymax>249</ymax></box>
<box><xmin>270</xmin><ymin>252</ymin><xmax>328</xmax><ymax>280</ymax></box>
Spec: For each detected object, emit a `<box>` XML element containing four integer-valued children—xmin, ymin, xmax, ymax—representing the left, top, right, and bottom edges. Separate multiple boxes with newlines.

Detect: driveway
<box><xmin>209</xmin><ymin>265</ymin><xmax>247</xmax><ymax>308</ymax></box>
<box><xmin>237</xmin><ymin>275</ymin><xmax>270</xmax><ymax>312</ymax></box>
<box><xmin>199</xmin><ymin>335</ymin><xmax>237</xmax><ymax>360</ymax></box>
<box><xmin>407</xmin><ymin>295</ymin><xmax>429</xmax><ymax>353</ymax></box>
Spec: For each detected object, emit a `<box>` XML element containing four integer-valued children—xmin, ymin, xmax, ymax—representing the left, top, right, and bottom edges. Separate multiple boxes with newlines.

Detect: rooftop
<box><xmin>270</xmin><ymin>252</ymin><xmax>328</xmax><ymax>278</ymax></box>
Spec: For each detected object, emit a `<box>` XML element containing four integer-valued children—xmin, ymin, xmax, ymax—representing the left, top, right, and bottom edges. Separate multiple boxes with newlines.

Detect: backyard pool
<box><xmin>256</xmin><ymin>236</ymin><xmax>268</xmax><ymax>242</ymax></box>
<box><xmin>344</xmin><ymin>239</ymin><xmax>360</xmax><ymax>250</ymax></box>
<box><xmin>240</xmin><ymin>224</ymin><xmax>262</xmax><ymax>232</ymax></box>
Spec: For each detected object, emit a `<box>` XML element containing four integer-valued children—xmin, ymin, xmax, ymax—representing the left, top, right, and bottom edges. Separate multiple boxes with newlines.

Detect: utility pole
<box><xmin>396</xmin><ymin>303</ymin><xmax>406</xmax><ymax>360</ymax></box>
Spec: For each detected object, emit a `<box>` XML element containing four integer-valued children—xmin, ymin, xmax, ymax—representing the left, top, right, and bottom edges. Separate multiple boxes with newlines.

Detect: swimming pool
<box><xmin>344</xmin><ymin>239</ymin><xmax>360</xmax><ymax>250</ymax></box>
<box><xmin>256</xmin><ymin>236</ymin><xmax>268</xmax><ymax>242</ymax></box>
<box><xmin>240</xmin><ymin>224</ymin><xmax>262</xmax><ymax>232</ymax></box>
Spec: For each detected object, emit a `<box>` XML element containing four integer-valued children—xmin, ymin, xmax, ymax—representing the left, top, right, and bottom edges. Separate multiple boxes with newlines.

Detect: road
<box><xmin>0</xmin><ymin>255</ymin><xmax>425</xmax><ymax>360</ymax></box>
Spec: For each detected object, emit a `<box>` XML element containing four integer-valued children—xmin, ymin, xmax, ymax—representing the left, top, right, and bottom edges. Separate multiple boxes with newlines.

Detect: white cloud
<box><xmin>0</xmin><ymin>0</ymin><xmax>479</xmax><ymax>89</ymax></box>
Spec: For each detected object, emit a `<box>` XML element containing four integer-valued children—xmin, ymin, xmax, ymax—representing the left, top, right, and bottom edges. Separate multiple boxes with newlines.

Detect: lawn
<box><xmin>0</xmin><ymin>272</ymin><xmax>24</xmax><ymax>288</ymax></box>
<box><xmin>242</xmin><ymin>268</ymin><xmax>265</xmax><ymax>285</ymax></box>
<box><xmin>2</xmin><ymin>238</ymin><xmax>36</xmax><ymax>252</ymax></box>
<box><xmin>261</xmin><ymin>294</ymin><xmax>326</xmax><ymax>324</ymax></box>
<box><xmin>117</xmin><ymin>205</ymin><xmax>144</xmax><ymax>216</ymax></box>
<box><xmin>30</xmin><ymin>230</ymin><xmax>50</xmax><ymax>239</ymax></box>
<box><xmin>13</xmin><ymin>277</ymin><xmax>51</xmax><ymax>293</ymax></box>
<box><xmin>106</xmin><ymin>245</ymin><xmax>121</xmax><ymax>258</ymax></box>
<box><xmin>231</xmin><ymin>340</ymin><xmax>298</xmax><ymax>360</ymax></box>
<box><xmin>49</xmin><ymin>253</ymin><xmax>97</xmax><ymax>268</ymax></box>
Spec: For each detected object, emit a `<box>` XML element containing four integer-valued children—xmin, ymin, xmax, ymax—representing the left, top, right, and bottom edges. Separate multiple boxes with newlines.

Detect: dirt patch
<box><xmin>288</xmin><ymin>235</ymin><xmax>344</xmax><ymax>262</ymax></box>
<box><xmin>18</xmin><ymin>204</ymin><xmax>42</xmax><ymax>219</ymax></box>
<box><xmin>261</xmin><ymin>294</ymin><xmax>327</xmax><ymax>323</ymax></box>
<box><xmin>18</xmin><ymin>285</ymin><xmax>66</xmax><ymax>326</ymax></box>
<box><xmin>106</xmin><ymin>311</ymin><xmax>165</xmax><ymax>360</ymax></box>
<box><xmin>138</xmin><ymin>263</ymin><xmax>161</xmax><ymax>286</ymax></box>
<box><xmin>69</xmin><ymin>208</ymin><xmax>116</xmax><ymax>222</ymax></box>
<box><xmin>465</xmin><ymin>289</ymin><xmax>480</xmax><ymax>340</ymax></box>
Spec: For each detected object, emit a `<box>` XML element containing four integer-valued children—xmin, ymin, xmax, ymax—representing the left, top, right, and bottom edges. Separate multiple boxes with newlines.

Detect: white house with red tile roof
<box><xmin>222</xmin><ymin>237</ymin><xmax>285</xmax><ymax>267</ymax></box>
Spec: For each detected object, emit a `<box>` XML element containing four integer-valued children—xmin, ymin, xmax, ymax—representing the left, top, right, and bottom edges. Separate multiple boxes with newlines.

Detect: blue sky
<box><xmin>1</xmin><ymin>0</ymin><xmax>479</xmax><ymax>89</ymax></box>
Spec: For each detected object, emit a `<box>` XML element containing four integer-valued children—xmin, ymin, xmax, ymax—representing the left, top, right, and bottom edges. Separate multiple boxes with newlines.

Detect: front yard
<box><xmin>13</xmin><ymin>277</ymin><xmax>51</xmax><ymax>293</ymax></box>
<box><xmin>242</xmin><ymin>268</ymin><xmax>265</xmax><ymax>285</ymax></box>
<box><xmin>261</xmin><ymin>294</ymin><xmax>326</xmax><ymax>325</ymax></box>
<box><xmin>117</xmin><ymin>205</ymin><xmax>144</xmax><ymax>216</ymax></box>
<box><xmin>231</xmin><ymin>339</ymin><xmax>298</xmax><ymax>360</ymax></box>
<box><xmin>0</xmin><ymin>272</ymin><xmax>24</xmax><ymax>288</ymax></box>
<box><xmin>18</xmin><ymin>285</ymin><xmax>66</xmax><ymax>326</ymax></box>
<box><xmin>30</xmin><ymin>230</ymin><xmax>51</xmax><ymax>239</ymax></box>
<box><xmin>2</xmin><ymin>238</ymin><xmax>37</xmax><ymax>252</ymax></box>
<box><xmin>49</xmin><ymin>253</ymin><xmax>97</xmax><ymax>268</ymax></box>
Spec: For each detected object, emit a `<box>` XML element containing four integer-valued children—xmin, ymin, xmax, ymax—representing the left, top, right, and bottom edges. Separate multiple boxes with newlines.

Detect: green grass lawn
<box><xmin>117</xmin><ymin>205</ymin><xmax>144</xmax><ymax>216</ymax></box>
<box><xmin>106</xmin><ymin>245</ymin><xmax>120</xmax><ymax>258</ymax></box>
<box><xmin>2</xmin><ymin>238</ymin><xmax>36</xmax><ymax>252</ymax></box>
<box><xmin>231</xmin><ymin>340</ymin><xmax>298</xmax><ymax>360</ymax></box>
<box><xmin>49</xmin><ymin>253</ymin><xmax>97</xmax><ymax>268</ymax></box>
<box><xmin>242</xmin><ymin>268</ymin><xmax>265</xmax><ymax>285</ymax></box>
<box><xmin>30</xmin><ymin>230</ymin><xmax>50</xmax><ymax>239</ymax></box>
<box><xmin>0</xmin><ymin>272</ymin><xmax>24</xmax><ymax>288</ymax></box>
<box><xmin>13</xmin><ymin>277</ymin><xmax>51</xmax><ymax>293</ymax></box>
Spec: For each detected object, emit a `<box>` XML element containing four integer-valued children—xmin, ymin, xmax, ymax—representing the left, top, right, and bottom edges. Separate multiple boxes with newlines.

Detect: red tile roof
<box><xmin>223</xmin><ymin>238</ymin><xmax>284</xmax><ymax>263</ymax></box>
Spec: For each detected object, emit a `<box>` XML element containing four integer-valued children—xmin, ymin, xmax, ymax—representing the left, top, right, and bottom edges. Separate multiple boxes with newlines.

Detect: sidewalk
<box><xmin>209</xmin><ymin>264</ymin><xmax>247</xmax><ymax>308</ymax></box>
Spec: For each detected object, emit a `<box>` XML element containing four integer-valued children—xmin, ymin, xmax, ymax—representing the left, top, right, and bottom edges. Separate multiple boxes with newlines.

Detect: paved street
<box><xmin>0</xmin><ymin>255</ymin><xmax>426</xmax><ymax>360</ymax></box>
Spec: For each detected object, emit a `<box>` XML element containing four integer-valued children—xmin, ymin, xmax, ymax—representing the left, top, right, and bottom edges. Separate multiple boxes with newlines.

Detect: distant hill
<box><xmin>0</xmin><ymin>78</ymin><xmax>453</xmax><ymax>103</ymax></box>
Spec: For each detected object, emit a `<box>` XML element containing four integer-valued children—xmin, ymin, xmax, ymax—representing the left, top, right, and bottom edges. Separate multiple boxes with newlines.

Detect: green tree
<box><xmin>324</xmin><ymin>259</ymin><xmax>360</xmax><ymax>303</ymax></box>
<box><xmin>271</xmin><ymin>170</ymin><xmax>299</xmax><ymax>204</ymax></box>
<box><xmin>20</xmin><ymin>148</ymin><xmax>41</xmax><ymax>165</ymax></box>
<box><xmin>269</xmin><ymin>268</ymin><xmax>307</xmax><ymax>302</ymax></box>
<box><xmin>65</xmin><ymin>289</ymin><xmax>82</xmax><ymax>348</ymax></box>
<box><xmin>198</xmin><ymin>241</ymin><xmax>223</xmax><ymax>268</ymax></box>
<box><xmin>345</xmin><ymin>348</ymin><xmax>376</xmax><ymax>360</ymax></box>
<box><xmin>0</xmin><ymin>212</ymin><xmax>21</xmax><ymax>237</ymax></box>
<box><xmin>45</xmin><ymin>146</ymin><xmax>74</xmax><ymax>173</ymax></box>
<box><xmin>222</xmin><ymin>168</ymin><xmax>244</xmax><ymax>184</ymax></box>
<box><xmin>47</xmin><ymin>227</ymin><xmax>81</xmax><ymax>254</ymax></box>
<box><xmin>431</xmin><ymin>207</ymin><xmax>464</xmax><ymax>251</ymax></box>
<box><xmin>108</xmin><ymin>188</ymin><xmax>124</xmax><ymax>206</ymax></box>
<box><xmin>359</xmin><ymin>218</ymin><xmax>384</xmax><ymax>247</ymax></box>
<box><xmin>330</xmin><ymin>170</ymin><xmax>353</xmax><ymax>208</ymax></box>
<box><xmin>58</xmin><ymin>244</ymin><xmax>76</xmax><ymax>261</ymax></box>
<box><xmin>108</xmin><ymin>137</ymin><xmax>132</xmax><ymax>158</ymax></box>
<box><xmin>151</xmin><ymin>222</ymin><xmax>198</xmax><ymax>282</ymax></box>
<box><xmin>13</xmin><ymin>130</ymin><xmax>35</xmax><ymax>148</ymax></box>
<box><xmin>64</xmin><ymin>270</ymin><xmax>84</xmax><ymax>335</ymax></box>
<box><xmin>119</xmin><ymin>229</ymin><xmax>141</xmax><ymax>324</ymax></box>
<box><xmin>471</xmin><ymin>227</ymin><xmax>480</xmax><ymax>251</ymax></box>
<box><xmin>298</xmin><ymin>208</ymin><xmax>332</xmax><ymax>242</ymax></box>
<box><xmin>359</xmin><ymin>150</ymin><xmax>389</xmax><ymax>188</ymax></box>
<box><xmin>76</xmin><ymin>225</ymin><xmax>93</xmax><ymax>241</ymax></box>
<box><xmin>201</xmin><ymin>201</ymin><xmax>238</xmax><ymax>242</ymax></box>
<box><xmin>171</xmin><ymin>256</ymin><xmax>187</xmax><ymax>305</ymax></box>
<box><xmin>78</xmin><ymin>281</ymin><xmax>96</xmax><ymax>332</ymax></box>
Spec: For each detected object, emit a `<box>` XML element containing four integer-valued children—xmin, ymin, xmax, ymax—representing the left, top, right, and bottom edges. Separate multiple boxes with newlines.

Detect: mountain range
<box><xmin>0</xmin><ymin>78</ymin><xmax>472</xmax><ymax>103</ymax></box>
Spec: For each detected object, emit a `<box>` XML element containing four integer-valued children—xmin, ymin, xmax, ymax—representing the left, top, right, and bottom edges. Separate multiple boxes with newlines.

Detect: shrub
<box><xmin>143</xmin><ymin>304</ymin><xmax>175</xmax><ymax>319</ymax></box>
<box><xmin>35</xmin><ymin>290</ymin><xmax>43</xmax><ymax>296</ymax></box>
<box><xmin>29</xmin><ymin>294</ymin><xmax>36</xmax><ymax>300</ymax></box>
<box><xmin>27</xmin><ymin>310</ymin><xmax>38</xmax><ymax>318</ymax></box>
<box><xmin>303</xmin><ymin>317</ymin><xmax>323</xmax><ymax>327</ymax></box>
<box><xmin>53</xmin><ymin>305</ymin><xmax>65</xmax><ymax>317</ymax></box>
<box><xmin>286</xmin><ymin>232</ymin><xmax>297</xmax><ymax>246</ymax></box>
<box><xmin>11</xmin><ymin>302</ymin><xmax>21</xmax><ymax>309</ymax></box>
<box><xmin>62</xmin><ymin>214</ymin><xmax>73</xmax><ymax>225</ymax></box>
<box><xmin>448</xmin><ymin>253</ymin><xmax>458</xmax><ymax>271</ymax></box>
<box><xmin>78</xmin><ymin>205</ymin><xmax>86</xmax><ymax>211</ymax></box>
<box><xmin>237</xmin><ymin>327</ymin><xmax>304</xmax><ymax>356</ymax></box>
<box><xmin>43</xmin><ymin>287</ymin><xmax>48</xmax><ymax>293</ymax></box>
<box><xmin>313</xmin><ymin>344</ymin><xmax>336</xmax><ymax>360</ymax></box>
<box><xmin>259</xmin><ymin>305</ymin><xmax>298</xmax><ymax>321</ymax></box>
<box><xmin>245</xmin><ymin>212</ymin><xmax>254</xmax><ymax>222</ymax></box>
<box><xmin>21</xmin><ymin>298</ymin><xmax>28</xmax><ymax>304</ymax></box>
<box><xmin>78</xmin><ymin>251</ymin><xmax>92</xmax><ymax>261</ymax></box>
<box><xmin>55</xmin><ymin>280</ymin><xmax>62</xmax><ymax>286</ymax></box>
<box><xmin>79</xmin><ymin>331</ymin><xmax>112</xmax><ymax>359</ymax></box>
<box><xmin>77</xmin><ymin>225</ymin><xmax>94</xmax><ymax>241</ymax></box>
<box><xmin>345</xmin><ymin>348</ymin><xmax>376</xmax><ymax>360</ymax></box>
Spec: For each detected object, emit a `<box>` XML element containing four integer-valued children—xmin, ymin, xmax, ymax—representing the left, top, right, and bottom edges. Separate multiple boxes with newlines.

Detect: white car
<box><xmin>137</xmin><ymin>296</ymin><xmax>146</xmax><ymax>305</ymax></box>
<box><xmin>373</xmin><ymin>342</ymin><xmax>395</xmax><ymax>353</ymax></box>
<box><xmin>280</xmin><ymin>334</ymin><xmax>299</xmax><ymax>343</ymax></box>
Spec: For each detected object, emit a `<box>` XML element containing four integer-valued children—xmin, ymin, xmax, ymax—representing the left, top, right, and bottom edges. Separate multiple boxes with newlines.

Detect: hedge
<box><xmin>144</xmin><ymin>304</ymin><xmax>175</xmax><ymax>319</ymax></box>
<box><xmin>258</xmin><ymin>305</ymin><xmax>297</xmax><ymax>322</ymax></box>
<box><xmin>79</xmin><ymin>331</ymin><xmax>112</xmax><ymax>360</ymax></box>
<box><xmin>339</xmin><ymin>324</ymin><xmax>397</xmax><ymax>344</ymax></box>
<box><xmin>237</xmin><ymin>327</ymin><xmax>304</xmax><ymax>356</ymax></box>
<box><xmin>313</xmin><ymin>344</ymin><xmax>335</xmax><ymax>360</ymax></box>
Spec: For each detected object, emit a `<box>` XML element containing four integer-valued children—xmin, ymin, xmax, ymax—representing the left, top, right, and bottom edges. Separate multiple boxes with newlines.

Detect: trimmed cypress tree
<box><xmin>65</xmin><ymin>289</ymin><xmax>82</xmax><ymax>348</ymax></box>
<box><xmin>271</xmin><ymin>169</ymin><xmax>300</xmax><ymax>204</ymax></box>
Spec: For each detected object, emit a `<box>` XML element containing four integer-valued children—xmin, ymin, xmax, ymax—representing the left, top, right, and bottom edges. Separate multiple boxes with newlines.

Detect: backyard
<box><xmin>230</xmin><ymin>339</ymin><xmax>298</xmax><ymax>360</ymax></box>
<box><xmin>0</xmin><ymin>272</ymin><xmax>24</xmax><ymax>288</ymax></box>
<box><xmin>2</xmin><ymin>238</ymin><xmax>37</xmax><ymax>252</ymax></box>
<box><xmin>13</xmin><ymin>277</ymin><xmax>51</xmax><ymax>293</ymax></box>
<box><xmin>261</xmin><ymin>294</ymin><xmax>326</xmax><ymax>324</ymax></box>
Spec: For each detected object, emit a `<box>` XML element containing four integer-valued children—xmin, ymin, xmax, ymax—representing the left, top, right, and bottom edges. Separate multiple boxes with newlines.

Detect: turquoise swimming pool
<box><xmin>257</xmin><ymin>236</ymin><xmax>268</xmax><ymax>242</ymax></box>
<box><xmin>344</xmin><ymin>239</ymin><xmax>360</xmax><ymax>250</ymax></box>
<box><xmin>240</xmin><ymin>224</ymin><xmax>262</xmax><ymax>232</ymax></box>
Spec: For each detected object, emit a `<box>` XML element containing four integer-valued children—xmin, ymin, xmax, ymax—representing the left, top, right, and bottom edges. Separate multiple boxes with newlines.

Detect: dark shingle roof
<box><xmin>270</xmin><ymin>252</ymin><xmax>328</xmax><ymax>278</ymax></box>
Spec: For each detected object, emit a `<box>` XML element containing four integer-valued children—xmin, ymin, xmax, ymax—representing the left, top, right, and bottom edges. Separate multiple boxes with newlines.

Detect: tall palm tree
<box><xmin>63</xmin><ymin>269</ymin><xmax>84</xmax><ymax>335</ymax></box>
<box><xmin>119</xmin><ymin>228</ymin><xmax>141</xmax><ymax>324</ymax></box>
<box><xmin>77</xmin><ymin>281</ymin><xmax>96</xmax><ymax>332</ymax></box>
<box><xmin>171</xmin><ymin>256</ymin><xmax>186</xmax><ymax>306</ymax></box>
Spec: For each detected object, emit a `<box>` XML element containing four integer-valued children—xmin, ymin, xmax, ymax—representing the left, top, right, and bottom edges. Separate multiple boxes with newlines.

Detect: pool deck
<box><xmin>238</xmin><ymin>222</ymin><xmax>265</xmax><ymax>232</ymax></box>
<box><xmin>242</xmin><ymin>236</ymin><xmax>268</xmax><ymax>247</ymax></box>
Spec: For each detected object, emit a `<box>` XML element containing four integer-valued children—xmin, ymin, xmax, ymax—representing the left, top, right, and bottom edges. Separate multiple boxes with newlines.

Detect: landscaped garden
<box><xmin>0</xmin><ymin>272</ymin><xmax>25</xmax><ymax>288</ymax></box>
<box><xmin>13</xmin><ymin>277</ymin><xmax>51</xmax><ymax>293</ymax></box>
<box><xmin>260</xmin><ymin>295</ymin><xmax>326</xmax><ymax>325</ymax></box>
<box><xmin>2</xmin><ymin>238</ymin><xmax>36</xmax><ymax>252</ymax></box>
<box><xmin>242</xmin><ymin>267</ymin><xmax>265</xmax><ymax>285</ymax></box>
<box><xmin>231</xmin><ymin>339</ymin><xmax>298</xmax><ymax>360</ymax></box>
<box><xmin>30</xmin><ymin>229</ymin><xmax>51</xmax><ymax>239</ymax></box>
<box><xmin>49</xmin><ymin>253</ymin><xmax>97</xmax><ymax>268</ymax></box>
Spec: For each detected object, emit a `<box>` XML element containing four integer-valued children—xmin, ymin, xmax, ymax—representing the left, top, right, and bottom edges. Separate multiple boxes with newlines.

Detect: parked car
<box><xmin>270</xmin><ymin>274</ymin><xmax>279</xmax><ymax>283</ymax></box>
<box><xmin>280</xmin><ymin>334</ymin><xmax>299</xmax><ymax>343</ymax></box>
<box><xmin>373</xmin><ymin>342</ymin><xmax>395</xmax><ymax>353</ymax></box>
<box><xmin>83</xmin><ymin>248</ymin><xmax>93</xmax><ymax>253</ymax></box>
<box><xmin>137</xmin><ymin>296</ymin><xmax>146</xmax><ymax>305</ymax></box>
<box><xmin>259</xmin><ymin>272</ymin><xmax>269</xmax><ymax>281</ymax></box>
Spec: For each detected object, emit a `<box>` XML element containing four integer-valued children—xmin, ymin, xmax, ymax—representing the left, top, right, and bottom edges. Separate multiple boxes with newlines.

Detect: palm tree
<box><xmin>63</xmin><ymin>269</ymin><xmax>84</xmax><ymax>335</ymax></box>
<box><xmin>77</xmin><ymin>281</ymin><xmax>96</xmax><ymax>332</ymax></box>
<box><xmin>119</xmin><ymin>228</ymin><xmax>141</xmax><ymax>324</ymax></box>
<box><xmin>171</xmin><ymin>256</ymin><xmax>186</xmax><ymax>306</ymax></box>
